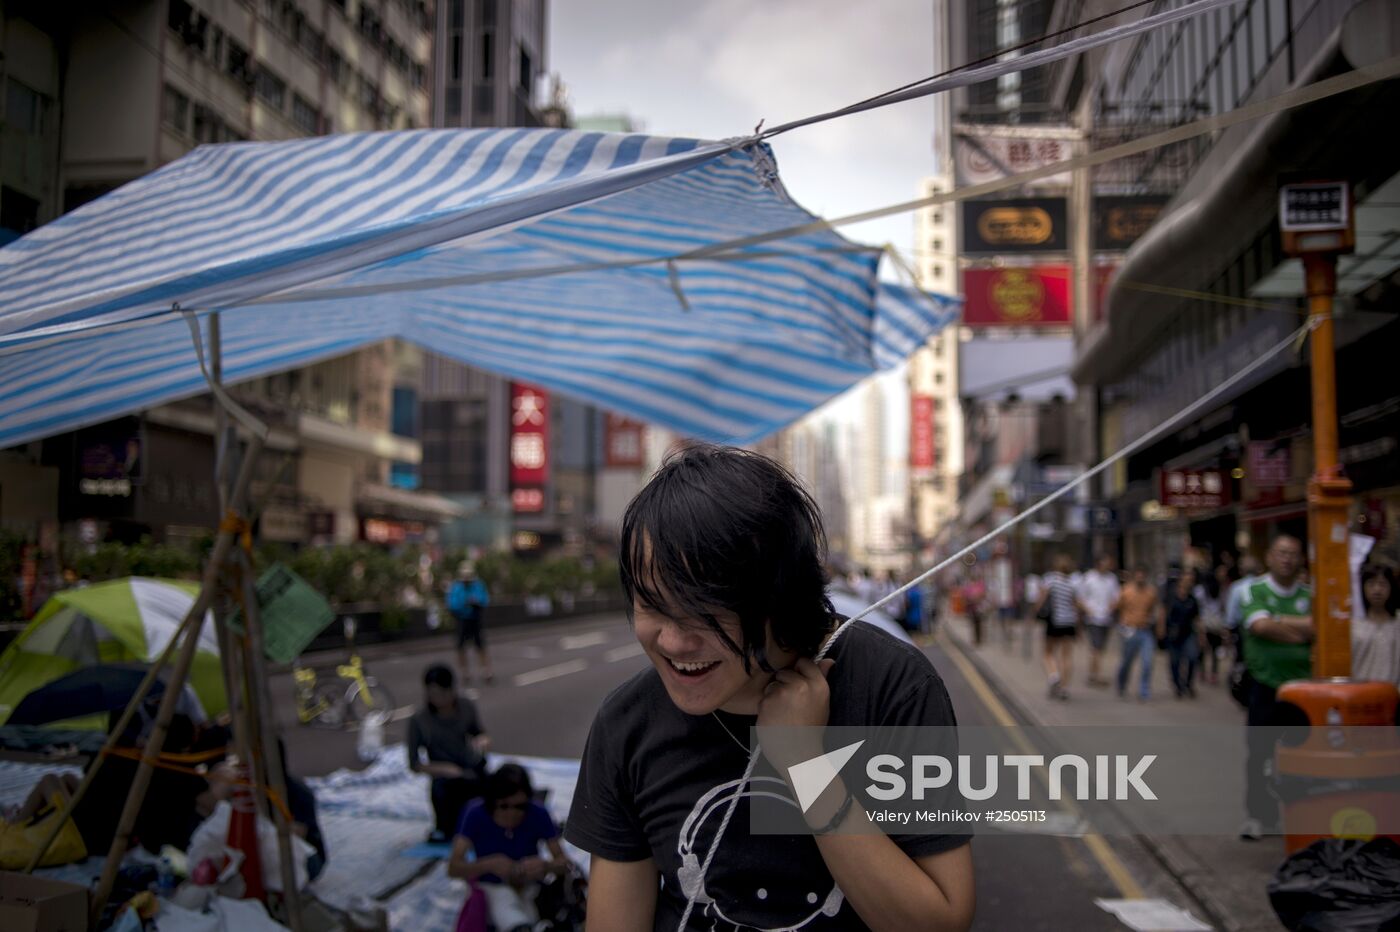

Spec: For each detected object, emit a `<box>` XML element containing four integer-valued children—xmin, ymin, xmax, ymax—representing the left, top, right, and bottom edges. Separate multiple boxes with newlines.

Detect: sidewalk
<box><xmin>938</xmin><ymin>615</ymin><xmax>1285</xmax><ymax>932</ymax></box>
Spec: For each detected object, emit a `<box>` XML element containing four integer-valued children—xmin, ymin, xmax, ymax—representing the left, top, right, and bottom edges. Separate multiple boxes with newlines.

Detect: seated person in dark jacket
<box><xmin>408</xmin><ymin>664</ymin><xmax>491</xmax><ymax>842</ymax></box>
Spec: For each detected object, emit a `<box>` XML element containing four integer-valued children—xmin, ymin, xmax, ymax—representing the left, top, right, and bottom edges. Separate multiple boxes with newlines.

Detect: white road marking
<box><xmin>559</xmin><ymin>631</ymin><xmax>610</xmax><ymax>650</ymax></box>
<box><xmin>604</xmin><ymin>643</ymin><xmax>646</xmax><ymax>663</ymax></box>
<box><xmin>513</xmin><ymin>659</ymin><xmax>589</xmax><ymax>687</ymax></box>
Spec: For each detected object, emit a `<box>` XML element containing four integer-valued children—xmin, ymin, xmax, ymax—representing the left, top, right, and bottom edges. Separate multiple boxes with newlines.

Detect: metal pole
<box><xmin>89</xmin><ymin>434</ymin><xmax>266</xmax><ymax>925</ymax></box>
<box><xmin>1302</xmin><ymin>255</ymin><xmax>1353</xmax><ymax>678</ymax></box>
<box><xmin>236</xmin><ymin>549</ymin><xmax>305</xmax><ymax>931</ymax></box>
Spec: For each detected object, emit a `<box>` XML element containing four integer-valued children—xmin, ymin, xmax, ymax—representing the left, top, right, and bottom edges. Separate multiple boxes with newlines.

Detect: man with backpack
<box><xmin>448</xmin><ymin>562</ymin><xmax>494</xmax><ymax>685</ymax></box>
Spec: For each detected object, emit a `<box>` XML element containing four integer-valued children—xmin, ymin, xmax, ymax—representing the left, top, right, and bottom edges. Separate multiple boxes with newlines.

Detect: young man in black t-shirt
<box><xmin>566</xmin><ymin>444</ymin><xmax>974</xmax><ymax>931</ymax></box>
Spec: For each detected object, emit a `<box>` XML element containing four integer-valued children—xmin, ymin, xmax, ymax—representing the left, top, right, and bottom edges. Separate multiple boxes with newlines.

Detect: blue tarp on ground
<box><xmin>0</xmin><ymin>129</ymin><xmax>957</xmax><ymax>446</ymax></box>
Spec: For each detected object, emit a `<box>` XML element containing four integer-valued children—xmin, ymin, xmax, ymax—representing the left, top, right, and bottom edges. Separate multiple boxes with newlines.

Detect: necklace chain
<box><xmin>711</xmin><ymin>712</ymin><xmax>753</xmax><ymax>757</ymax></box>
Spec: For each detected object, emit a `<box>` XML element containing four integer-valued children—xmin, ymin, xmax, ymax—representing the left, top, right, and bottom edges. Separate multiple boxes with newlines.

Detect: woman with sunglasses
<box><xmin>448</xmin><ymin>763</ymin><xmax>572</xmax><ymax>932</ymax></box>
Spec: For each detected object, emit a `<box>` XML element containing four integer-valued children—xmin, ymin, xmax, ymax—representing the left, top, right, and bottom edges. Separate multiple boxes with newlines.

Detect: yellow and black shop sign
<box><xmin>961</xmin><ymin>198</ymin><xmax>1068</xmax><ymax>255</ymax></box>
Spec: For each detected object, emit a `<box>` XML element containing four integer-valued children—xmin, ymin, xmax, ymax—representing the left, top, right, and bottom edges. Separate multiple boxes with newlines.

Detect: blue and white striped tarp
<box><xmin>0</xmin><ymin>129</ymin><xmax>957</xmax><ymax>446</ymax></box>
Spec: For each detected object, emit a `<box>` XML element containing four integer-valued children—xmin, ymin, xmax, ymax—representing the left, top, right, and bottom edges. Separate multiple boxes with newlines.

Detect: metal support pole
<box><xmin>236</xmin><ymin>549</ymin><xmax>305</xmax><ymax>931</ymax></box>
<box><xmin>1302</xmin><ymin>255</ymin><xmax>1353</xmax><ymax>678</ymax></box>
<box><xmin>89</xmin><ymin>434</ymin><xmax>266</xmax><ymax>925</ymax></box>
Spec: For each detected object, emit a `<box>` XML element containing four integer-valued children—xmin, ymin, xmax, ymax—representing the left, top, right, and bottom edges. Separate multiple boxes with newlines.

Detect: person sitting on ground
<box><xmin>408</xmin><ymin>664</ymin><xmax>491</xmax><ymax>843</ymax></box>
<box><xmin>448</xmin><ymin>763</ymin><xmax>572</xmax><ymax>932</ymax></box>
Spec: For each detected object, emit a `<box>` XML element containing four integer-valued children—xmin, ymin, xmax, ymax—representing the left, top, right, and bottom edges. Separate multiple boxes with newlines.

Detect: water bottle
<box><xmin>156</xmin><ymin>854</ymin><xmax>178</xmax><ymax>896</ymax></box>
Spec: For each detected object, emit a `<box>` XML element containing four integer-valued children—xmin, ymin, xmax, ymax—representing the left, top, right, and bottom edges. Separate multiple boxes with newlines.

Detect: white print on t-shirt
<box><xmin>676</xmin><ymin>774</ymin><xmax>844</xmax><ymax>930</ymax></box>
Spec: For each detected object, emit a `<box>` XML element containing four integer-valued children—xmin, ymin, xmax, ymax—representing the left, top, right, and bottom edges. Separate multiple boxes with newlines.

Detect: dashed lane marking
<box><xmin>513</xmin><ymin>659</ymin><xmax>590</xmax><ymax>687</ymax></box>
<box><xmin>604</xmin><ymin>643</ymin><xmax>646</xmax><ymax>663</ymax></box>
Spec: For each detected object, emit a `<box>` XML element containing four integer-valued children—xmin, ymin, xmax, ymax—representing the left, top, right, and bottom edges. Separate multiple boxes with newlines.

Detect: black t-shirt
<box><xmin>407</xmin><ymin>696</ymin><xmax>486</xmax><ymax>776</ymax></box>
<box><xmin>565</xmin><ymin>622</ymin><xmax>967</xmax><ymax>931</ymax></box>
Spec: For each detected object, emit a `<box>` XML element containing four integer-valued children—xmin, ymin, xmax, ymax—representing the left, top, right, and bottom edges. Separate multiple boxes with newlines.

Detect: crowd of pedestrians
<box><xmin>949</xmin><ymin>541</ymin><xmax>1399</xmax><ymax>709</ymax></box>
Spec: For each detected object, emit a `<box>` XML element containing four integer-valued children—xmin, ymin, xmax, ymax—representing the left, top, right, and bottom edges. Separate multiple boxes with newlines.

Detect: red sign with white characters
<box><xmin>509</xmin><ymin>383</ymin><xmax>549</xmax><ymax>487</ymax></box>
<box><xmin>1158</xmin><ymin>468</ymin><xmax>1230</xmax><ymax>509</ymax></box>
<box><xmin>911</xmin><ymin>395</ymin><xmax>935</xmax><ymax>472</ymax></box>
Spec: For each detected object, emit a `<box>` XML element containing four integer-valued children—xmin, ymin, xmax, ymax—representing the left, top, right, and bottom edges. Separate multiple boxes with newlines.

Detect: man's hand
<box><xmin>517</xmin><ymin>856</ymin><xmax>549</xmax><ymax>883</ymax></box>
<box><xmin>756</xmin><ymin>658</ymin><xmax>835</xmax><ymax>772</ymax></box>
<box><xmin>757</xmin><ymin>658</ymin><xmax>836</xmax><ymax>729</ymax></box>
<box><xmin>471</xmin><ymin>734</ymin><xmax>492</xmax><ymax>755</ymax></box>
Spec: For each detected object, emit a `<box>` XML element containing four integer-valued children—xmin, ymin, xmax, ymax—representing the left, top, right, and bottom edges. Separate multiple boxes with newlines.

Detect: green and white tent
<box><xmin>0</xmin><ymin>577</ymin><xmax>225</xmax><ymax>727</ymax></box>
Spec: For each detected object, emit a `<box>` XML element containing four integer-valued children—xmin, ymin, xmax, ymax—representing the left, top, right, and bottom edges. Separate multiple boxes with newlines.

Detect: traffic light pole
<box><xmin>1301</xmin><ymin>254</ymin><xmax>1354</xmax><ymax>678</ymax></box>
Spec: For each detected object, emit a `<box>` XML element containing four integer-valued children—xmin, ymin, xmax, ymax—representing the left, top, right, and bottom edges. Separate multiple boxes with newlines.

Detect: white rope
<box><xmin>758</xmin><ymin>0</ymin><xmax>1243</xmax><ymax>140</ymax></box>
<box><xmin>181</xmin><ymin>307</ymin><xmax>269</xmax><ymax>442</ymax></box>
<box><xmin>676</xmin><ymin>317</ymin><xmax>1312</xmax><ymax>928</ymax></box>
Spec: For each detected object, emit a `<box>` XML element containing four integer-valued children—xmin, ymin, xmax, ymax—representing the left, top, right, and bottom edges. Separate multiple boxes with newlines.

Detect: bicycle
<box><xmin>293</xmin><ymin>653</ymin><xmax>398</xmax><ymax>729</ymax></box>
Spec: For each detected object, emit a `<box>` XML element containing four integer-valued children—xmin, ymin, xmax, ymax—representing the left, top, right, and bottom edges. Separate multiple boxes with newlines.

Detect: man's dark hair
<box><xmin>423</xmin><ymin>664</ymin><xmax>454</xmax><ymax>689</ymax></box>
<box><xmin>619</xmin><ymin>443</ymin><xmax>835</xmax><ymax>673</ymax></box>
<box><xmin>486</xmin><ymin>763</ymin><xmax>534</xmax><ymax>808</ymax></box>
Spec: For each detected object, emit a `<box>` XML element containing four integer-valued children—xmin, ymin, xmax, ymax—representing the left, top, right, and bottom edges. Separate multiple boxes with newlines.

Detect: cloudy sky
<box><xmin>549</xmin><ymin>0</ymin><xmax>938</xmax><ymax>261</ymax></box>
<box><xmin>549</xmin><ymin>0</ymin><xmax>937</xmax><ymax>443</ymax></box>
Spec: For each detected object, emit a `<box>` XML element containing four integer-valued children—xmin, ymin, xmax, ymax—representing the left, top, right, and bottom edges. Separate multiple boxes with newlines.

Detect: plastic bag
<box><xmin>358</xmin><ymin>710</ymin><xmax>387</xmax><ymax>762</ymax></box>
<box><xmin>187</xmin><ymin>801</ymin><xmax>315</xmax><ymax>894</ymax></box>
<box><xmin>1268</xmin><ymin>838</ymin><xmax>1400</xmax><ymax>931</ymax></box>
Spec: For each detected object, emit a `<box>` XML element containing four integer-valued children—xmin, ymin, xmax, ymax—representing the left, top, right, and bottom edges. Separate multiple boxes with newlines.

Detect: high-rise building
<box><xmin>0</xmin><ymin>0</ymin><xmax>444</xmax><ymax>547</ymax></box>
<box><xmin>434</xmin><ymin>0</ymin><xmax>545</xmax><ymax>128</ymax></box>
<box><xmin>909</xmin><ymin>174</ymin><xmax>965</xmax><ymax>559</ymax></box>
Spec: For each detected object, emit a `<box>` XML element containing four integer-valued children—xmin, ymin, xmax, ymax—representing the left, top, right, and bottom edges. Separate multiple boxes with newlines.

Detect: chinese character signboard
<box><xmin>961</xmin><ymin>198</ymin><xmax>1068</xmax><ymax>255</ymax></box>
<box><xmin>910</xmin><ymin>395</ymin><xmax>935</xmax><ymax>475</ymax></box>
<box><xmin>1158</xmin><ymin>468</ymin><xmax>1230</xmax><ymax>509</ymax></box>
<box><xmin>1279</xmin><ymin>182</ymin><xmax>1348</xmax><ymax>231</ymax></box>
<box><xmin>605</xmin><ymin>413</ymin><xmax>646</xmax><ymax>468</ymax></box>
<box><xmin>1247</xmin><ymin>442</ymin><xmax>1291</xmax><ymax>488</ymax></box>
<box><xmin>953</xmin><ymin>132</ymin><xmax>1074</xmax><ymax>188</ymax></box>
<box><xmin>510</xmin><ymin>382</ymin><xmax>549</xmax><ymax>512</ymax></box>
<box><xmin>1093</xmin><ymin>196</ymin><xmax>1168</xmax><ymax>250</ymax></box>
<box><xmin>961</xmin><ymin>266</ymin><xmax>1072</xmax><ymax>327</ymax></box>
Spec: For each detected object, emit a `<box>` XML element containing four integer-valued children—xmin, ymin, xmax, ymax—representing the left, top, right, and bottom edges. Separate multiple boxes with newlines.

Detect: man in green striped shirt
<box><xmin>1238</xmin><ymin>535</ymin><xmax>1311</xmax><ymax>840</ymax></box>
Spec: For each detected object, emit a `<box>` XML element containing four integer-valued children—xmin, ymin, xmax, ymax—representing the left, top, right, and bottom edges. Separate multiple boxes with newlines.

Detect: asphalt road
<box><xmin>269</xmin><ymin>613</ymin><xmax>1211</xmax><ymax>930</ymax></box>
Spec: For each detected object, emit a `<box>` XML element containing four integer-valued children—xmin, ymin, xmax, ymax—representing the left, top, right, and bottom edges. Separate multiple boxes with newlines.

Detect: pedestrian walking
<box><xmin>448</xmin><ymin>562</ymin><xmax>494</xmax><ymax>685</ymax></box>
<box><xmin>1163</xmin><ymin>570</ymin><xmax>1206</xmax><ymax>698</ymax></box>
<box><xmin>1115</xmin><ymin>566</ymin><xmax>1163</xmax><ymax>701</ymax></box>
<box><xmin>409</xmin><ymin>665</ymin><xmax>492</xmax><ymax>843</ymax></box>
<box><xmin>1353</xmin><ymin>563</ymin><xmax>1400</xmax><ymax>686</ymax></box>
<box><xmin>1196</xmin><ymin>566</ymin><xmax>1230</xmax><ymax>685</ymax></box>
<box><xmin>1238</xmin><ymin>535</ymin><xmax>1311</xmax><ymax>841</ymax></box>
<box><xmin>1077</xmin><ymin>555</ymin><xmax>1121</xmax><ymax>688</ymax></box>
<box><xmin>564</xmin><ymin>444</ymin><xmax>974</xmax><ymax>930</ymax></box>
<box><xmin>965</xmin><ymin>574</ymin><xmax>988</xmax><ymax>647</ymax></box>
<box><xmin>1035</xmin><ymin>554</ymin><xmax>1082</xmax><ymax>701</ymax></box>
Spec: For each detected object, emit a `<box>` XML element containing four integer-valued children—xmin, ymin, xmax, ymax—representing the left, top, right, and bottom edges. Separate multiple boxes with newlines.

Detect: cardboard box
<box><xmin>0</xmin><ymin>871</ymin><xmax>88</xmax><ymax>932</ymax></box>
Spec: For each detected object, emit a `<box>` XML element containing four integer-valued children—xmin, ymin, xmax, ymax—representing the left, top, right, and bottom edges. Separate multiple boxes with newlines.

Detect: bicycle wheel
<box><xmin>347</xmin><ymin>677</ymin><xmax>397</xmax><ymax>720</ymax></box>
<box><xmin>310</xmin><ymin>683</ymin><xmax>352</xmax><ymax>729</ymax></box>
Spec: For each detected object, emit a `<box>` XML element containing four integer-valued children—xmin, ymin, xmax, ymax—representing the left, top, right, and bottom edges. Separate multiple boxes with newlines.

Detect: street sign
<box><xmin>961</xmin><ymin>198</ymin><xmax>1069</xmax><ymax>254</ymax></box>
<box><xmin>961</xmin><ymin>266</ymin><xmax>1072</xmax><ymax>327</ymax></box>
<box><xmin>1279</xmin><ymin>180</ymin><xmax>1353</xmax><ymax>255</ymax></box>
<box><xmin>1158</xmin><ymin>468</ymin><xmax>1230</xmax><ymax>509</ymax></box>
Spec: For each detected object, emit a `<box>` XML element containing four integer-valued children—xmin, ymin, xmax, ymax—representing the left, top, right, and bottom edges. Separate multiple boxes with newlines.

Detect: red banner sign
<box><xmin>962</xmin><ymin>266</ymin><xmax>1072</xmax><ymax>327</ymax></box>
<box><xmin>509</xmin><ymin>383</ymin><xmax>549</xmax><ymax>487</ymax></box>
<box><xmin>1159</xmin><ymin>468</ymin><xmax>1230</xmax><ymax>509</ymax></box>
<box><xmin>1092</xmin><ymin>262</ymin><xmax>1118</xmax><ymax>323</ymax></box>
<box><xmin>911</xmin><ymin>395</ymin><xmax>935</xmax><ymax>472</ymax></box>
<box><xmin>1247</xmin><ymin>442</ymin><xmax>1291</xmax><ymax>488</ymax></box>
<box><xmin>605</xmin><ymin>413</ymin><xmax>646</xmax><ymax>468</ymax></box>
